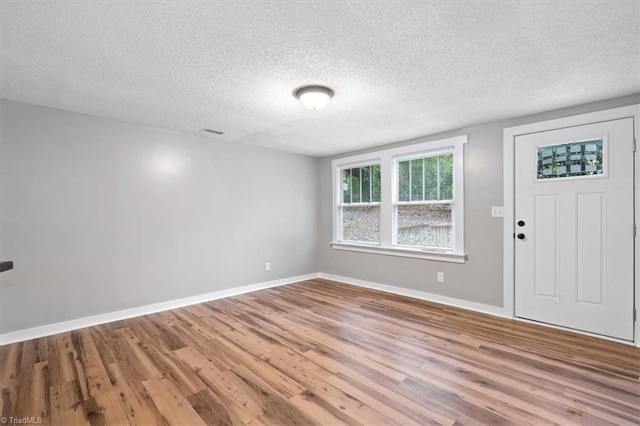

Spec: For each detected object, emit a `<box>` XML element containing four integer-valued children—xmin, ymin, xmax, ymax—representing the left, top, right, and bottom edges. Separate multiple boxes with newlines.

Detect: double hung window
<box><xmin>396</xmin><ymin>152</ymin><xmax>453</xmax><ymax>250</ymax></box>
<box><xmin>332</xmin><ymin>135</ymin><xmax>466</xmax><ymax>263</ymax></box>
<box><xmin>339</xmin><ymin>164</ymin><xmax>381</xmax><ymax>243</ymax></box>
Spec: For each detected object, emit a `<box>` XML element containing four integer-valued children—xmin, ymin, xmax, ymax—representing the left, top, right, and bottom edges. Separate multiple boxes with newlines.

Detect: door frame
<box><xmin>503</xmin><ymin>104</ymin><xmax>640</xmax><ymax>346</ymax></box>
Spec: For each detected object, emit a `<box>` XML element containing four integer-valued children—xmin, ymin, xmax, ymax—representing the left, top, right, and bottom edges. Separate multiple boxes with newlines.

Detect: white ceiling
<box><xmin>1</xmin><ymin>1</ymin><xmax>639</xmax><ymax>157</ymax></box>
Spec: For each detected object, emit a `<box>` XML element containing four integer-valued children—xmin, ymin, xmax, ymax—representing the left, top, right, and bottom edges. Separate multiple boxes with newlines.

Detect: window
<box><xmin>340</xmin><ymin>164</ymin><xmax>381</xmax><ymax>243</ymax></box>
<box><xmin>396</xmin><ymin>153</ymin><xmax>453</xmax><ymax>250</ymax></box>
<box><xmin>536</xmin><ymin>138</ymin><xmax>605</xmax><ymax>180</ymax></box>
<box><xmin>332</xmin><ymin>135</ymin><xmax>466</xmax><ymax>263</ymax></box>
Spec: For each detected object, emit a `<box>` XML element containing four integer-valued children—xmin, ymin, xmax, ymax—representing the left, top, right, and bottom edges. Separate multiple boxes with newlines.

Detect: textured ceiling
<box><xmin>1</xmin><ymin>1</ymin><xmax>639</xmax><ymax>156</ymax></box>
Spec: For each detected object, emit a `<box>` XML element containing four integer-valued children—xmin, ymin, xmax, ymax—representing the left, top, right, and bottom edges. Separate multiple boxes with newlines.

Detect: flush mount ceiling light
<box><xmin>294</xmin><ymin>85</ymin><xmax>334</xmax><ymax>110</ymax></box>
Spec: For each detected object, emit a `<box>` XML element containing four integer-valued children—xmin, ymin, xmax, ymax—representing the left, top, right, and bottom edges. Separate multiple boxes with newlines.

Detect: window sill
<box><xmin>330</xmin><ymin>242</ymin><xmax>467</xmax><ymax>263</ymax></box>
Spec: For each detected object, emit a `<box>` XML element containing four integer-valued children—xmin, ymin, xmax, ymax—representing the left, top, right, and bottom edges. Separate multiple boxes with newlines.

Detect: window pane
<box><xmin>410</xmin><ymin>158</ymin><xmax>424</xmax><ymax>201</ymax></box>
<box><xmin>396</xmin><ymin>204</ymin><xmax>452</xmax><ymax>249</ymax></box>
<box><xmin>398</xmin><ymin>161</ymin><xmax>410</xmax><ymax>202</ymax></box>
<box><xmin>342</xmin><ymin>169</ymin><xmax>351</xmax><ymax>203</ymax></box>
<box><xmin>372</xmin><ymin>164</ymin><xmax>381</xmax><ymax>202</ymax></box>
<box><xmin>362</xmin><ymin>166</ymin><xmax>371</xmax><ymax>203</ymax></box>
<box><xmin>343</xmin><ymin>164</ymin><xmax>380</xmax><ymax>205</ymax></box>
<box><xmin>350</xmin><ymin>168</ymin><xmax>361</xmax><ymax>203</ymax></box>
<box><xmin>424</xmin><ymin>156</ymin><xmax>438</xmax><ymax>200</ymax></box>
<box><xmin>439</xmin><ymin>154</ymin><xmax>453</xmax><ymax>200</ymax></box>
<box><xmin>537</xmin><ymin>139</ymin><xmax>604</xmax><ymax>179</ymax></box>
<box><xmin>342</xmin><ymin>205</ymin><xmax>380</xmax><ymax>243</ymax></box>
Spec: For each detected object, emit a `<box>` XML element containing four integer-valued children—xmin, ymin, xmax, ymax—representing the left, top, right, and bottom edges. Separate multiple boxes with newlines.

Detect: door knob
<box><xmin>517</xmin><ymin>220</ymin><xmax>525</xmax><ymax>227</ymax></box>
<box><xmin>517</xmin><ymin>233</ymin><xmax>526</xmax><ymax>240</ymax></box>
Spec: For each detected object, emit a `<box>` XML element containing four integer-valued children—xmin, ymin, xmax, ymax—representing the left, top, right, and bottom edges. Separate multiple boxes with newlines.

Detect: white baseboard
<box><xmin>320</xmin><ymin>273</ymin><xmax>639</xmax><ymax>346</ymax></box>
<box><xmin>5</xmin><ymin>271</ymin><xmax>629</xmax><ymax>347</ymax></box>
<box><xmin>0</xmin><ymin>273</ymin><xmax>320</xmax><ymax>346</ymax></box>
<box><xmin>318</xmin><ymin>273</ymin><xmax>509</xmax><ymax>318</ymax></box>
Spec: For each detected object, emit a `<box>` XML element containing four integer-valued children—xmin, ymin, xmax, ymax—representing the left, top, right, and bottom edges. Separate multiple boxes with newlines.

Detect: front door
<box><xmin>514</xmin><ymin>118</ymin><xmax>635</xmax><ymax>341</ymax></box>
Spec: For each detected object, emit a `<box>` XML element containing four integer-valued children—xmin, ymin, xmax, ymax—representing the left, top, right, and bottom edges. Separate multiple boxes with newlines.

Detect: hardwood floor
<box><xmin>1</xmin><ymin>278</ymin><xmax>639</xmax><ymax>425</ymax></box>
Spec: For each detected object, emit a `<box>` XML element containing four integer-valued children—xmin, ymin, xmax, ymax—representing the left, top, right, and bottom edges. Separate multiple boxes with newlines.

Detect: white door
<box><xmin>515</xmin><ymin>118</ymin><xmax>635</xmax><ymax>341</ymax></box>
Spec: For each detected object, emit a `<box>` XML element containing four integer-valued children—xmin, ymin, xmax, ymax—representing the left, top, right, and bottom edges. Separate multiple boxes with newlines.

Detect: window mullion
<box><xmin>379</xmin><ymin>156</ymin><xmax>393</xmax><ymax>247</ymax></box>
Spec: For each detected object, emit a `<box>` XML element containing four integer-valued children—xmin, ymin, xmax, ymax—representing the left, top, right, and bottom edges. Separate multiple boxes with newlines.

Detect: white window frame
<box><xmin>337</xmin><ymin>160</ymin><xmax>382</xmax><ymax>245</ymax></box>
<box><xmin>331</xmin><ymin>135</ymin><xmax>467</xmax><ymax>263</ymax></box>
<box><xmin>393</xmin><ymin>149</ymin><xmax>454</xmax><ymax>250</ymax></box>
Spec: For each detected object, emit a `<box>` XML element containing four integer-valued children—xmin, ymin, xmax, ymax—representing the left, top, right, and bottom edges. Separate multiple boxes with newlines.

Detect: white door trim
<box><xmin>503</xmin><ymin>104</ymin><xmax>640</xmax><ymax>346</ymax></box>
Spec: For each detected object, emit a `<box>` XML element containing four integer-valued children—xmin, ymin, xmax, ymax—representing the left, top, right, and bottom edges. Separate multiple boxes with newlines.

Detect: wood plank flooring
<box><xmin>1</xmin><ymin>278</ymin><xmax>639</xmax><ymax>425</ymax></box>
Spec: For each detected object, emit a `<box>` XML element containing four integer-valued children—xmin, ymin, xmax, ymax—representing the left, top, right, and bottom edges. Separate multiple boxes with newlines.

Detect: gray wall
<box><xmin>318</xmin><ymin>94</ymin><xmax>640</xmax><ymax>308</ymax></box>
<box><xmin>2</xmin><ymin>94</ymin><xmax>638</xmax><ymax>335</ymax></box>
<box><xmin>0</xmin><ymin>100</ymin><xmax>318</xmax><ymax>334</ymax></box>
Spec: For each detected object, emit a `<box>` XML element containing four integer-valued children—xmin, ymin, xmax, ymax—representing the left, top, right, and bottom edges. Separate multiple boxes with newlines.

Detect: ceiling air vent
<box><xmin>200</xmin><ymin>128</ymin><xmax>225</xmax><ymax>135</ymax></box>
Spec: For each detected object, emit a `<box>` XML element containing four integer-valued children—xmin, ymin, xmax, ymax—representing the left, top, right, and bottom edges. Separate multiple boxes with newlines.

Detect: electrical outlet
<box><xmin>265</xmin><ymin>262</ymin><xmax>271</xmax><ymax>271</ymax></box>
<box><xmin>491</xmin><ymin>206</ymin><xmax>504</xmax><ymax>217</ymax></box>
<box><xmin>437</xmin><ymin>272</ymin><xmax>444</xmax><ymax>283</ymax></box>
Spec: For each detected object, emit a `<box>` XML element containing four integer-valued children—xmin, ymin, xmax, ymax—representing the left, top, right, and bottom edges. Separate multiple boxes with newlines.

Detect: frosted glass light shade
<box><xmin>295</xmin><ymin>85</ymin><xmax>334</xmax><ymax>110</ymax></box>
